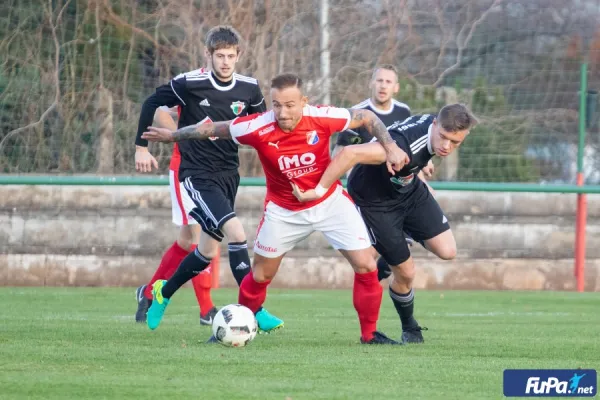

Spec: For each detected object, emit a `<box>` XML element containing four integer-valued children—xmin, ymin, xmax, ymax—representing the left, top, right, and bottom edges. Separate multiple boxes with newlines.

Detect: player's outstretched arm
<box><xmin>141</xmin><ymin>120</ymin><xmax>233</xmax><ymax>143</ymax></box>
<box><xmin>291</xmin><ymin>143</ymin><xmax>388</xmax><ymax>202</ymax></box>
<box><xmin>346</xmin><ymin>109</ymin><xmax>408</xmax><ymax>174</ymax></box>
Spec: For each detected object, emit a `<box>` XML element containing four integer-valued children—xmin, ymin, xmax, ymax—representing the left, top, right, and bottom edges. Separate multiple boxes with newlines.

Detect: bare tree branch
<box><xmin>0</xmin><ymin>0</ymin><xmax>61</xmax><ymax>153</ymax></box>
<box><xmin>432</xmin><ymin>0</ymin><xmax>503</xmax><ymax>87</ymax></box>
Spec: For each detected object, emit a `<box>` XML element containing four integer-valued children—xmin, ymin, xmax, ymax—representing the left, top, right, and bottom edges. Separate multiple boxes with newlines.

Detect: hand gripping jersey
<box><xmin>348</xmin><ymin>114</ymin><xmax>436</xmax><ymax>210</ymax></box>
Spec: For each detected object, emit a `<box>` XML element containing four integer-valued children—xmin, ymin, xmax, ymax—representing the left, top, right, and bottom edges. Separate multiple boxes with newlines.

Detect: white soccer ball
<box><xmin>211</xmin><ymin>304</ymin><xmax>258</xmax><ymax>347</ymax></box>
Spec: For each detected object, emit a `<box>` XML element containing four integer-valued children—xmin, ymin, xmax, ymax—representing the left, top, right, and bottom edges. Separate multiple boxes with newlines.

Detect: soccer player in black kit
<box><xmin>134</xmin><ymin>25</ymin><xmax>283</xmax><ymax>333</ymax></box>
<box><xmin>333</xmin><ymin>64</ymin><xmax>411</xmax><ymax>153</ymax></box>
<box><xmin>332</xmin><ymin>64</ymin><xmax>435</xmax><ymax>247</ymax></box>
<box><xmin>291</xmin><ymin>104</ymin><xmax>478</xmax><ymax>344</ymax></box>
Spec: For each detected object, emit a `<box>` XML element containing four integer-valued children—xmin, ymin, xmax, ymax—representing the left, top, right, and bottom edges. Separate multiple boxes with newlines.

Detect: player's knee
<box><xmin>177</xmin><ymin>235</ymin><xmax>195</xmax><ymax>251</ymax></box>
<box><xmin>252</xmin><ymin>264</ymin><xmax>275</xmax><ymax>282</ymax></box>
<box><xmin>391</xmin><ymin>260</ymin><xmax>415</xmax><ymax>285</ymax></box>
<box><xmin>222</xmin><ymin>217</ymin><xmax>246</xmax><ymax>243</ymax></box>
<box><xmin>354</xmin><ymin>257</ymin><xmax>377</xmax><ymax>274</ymax></box>
<box><xmin>437</xmin><ymin>244</ymin><xmax>457</xmax><ymax>260</ymax></box>
<box><xmin>177</xmin><ymin>227</ymin><xmax>197</xmax><ymax>251</ymax></box>
<box><xmin>197</xmin><ymin>239</ymin><xmax>219</xmax><ymax>259</ymax></box>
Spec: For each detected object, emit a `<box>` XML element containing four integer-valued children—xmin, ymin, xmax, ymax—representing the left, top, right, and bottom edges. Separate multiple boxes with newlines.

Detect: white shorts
<box><xmin>169</xmin><ymin>170</ymin><xmax>198</xmax><ymax>226</ymax></box>
<box><xmin>253</xmin><ymin>186</ymin><xmax>372</xmax><ymax>258</ymax></box>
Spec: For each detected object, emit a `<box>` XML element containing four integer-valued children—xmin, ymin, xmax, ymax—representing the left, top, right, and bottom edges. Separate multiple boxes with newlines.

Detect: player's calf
<box><xmin>387</xmin><ymin>258</ymin><xmax>427</xmax><ymax>343</ymax></box>
<box><xmin>238</xmin><ymin>254</ymin><xmax>284</xmax><ymax>333</ymax></box>
<box><xmin>228</xmin><ymin>241</ymin><xmax>251</xmax><ymax>285</ymax></box>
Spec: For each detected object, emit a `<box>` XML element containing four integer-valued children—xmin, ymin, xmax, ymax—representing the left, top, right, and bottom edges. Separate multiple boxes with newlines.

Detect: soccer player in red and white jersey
<box><xmin>142</xmin><ymin>73</ymin><xmax>411</xmax><ymax>345</ymax></box>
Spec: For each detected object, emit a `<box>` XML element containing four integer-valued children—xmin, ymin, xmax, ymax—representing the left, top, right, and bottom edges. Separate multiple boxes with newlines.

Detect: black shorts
<box><xmin>182</xmin><ymin>173</ymin><xmax>240</xmax><ymax>242</ymax></box>
<box><xmin>356</xmin><ymin>182</ymin><xmax>450</xmax><ymax>266</ymax></box>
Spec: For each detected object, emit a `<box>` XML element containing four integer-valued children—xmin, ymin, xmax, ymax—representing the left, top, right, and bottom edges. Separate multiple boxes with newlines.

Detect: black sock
<box><xmin>228</xmin><ymin>241</ymin><xmax>251</xmax><ymax>286</ymax></box>
<box><xmin>377</xmin><ymin>257</ymin><xmax>392</xmax><ymax>281</ymax></box>
<box><xmin>162</xmin><ymin>249</ymin><xmax>211</xmax><ymax>298</ymax></box>
<box><xmin>389</xmin><ymin>286</ymin><xmax>418</xmax><ymax>331</ymax></box>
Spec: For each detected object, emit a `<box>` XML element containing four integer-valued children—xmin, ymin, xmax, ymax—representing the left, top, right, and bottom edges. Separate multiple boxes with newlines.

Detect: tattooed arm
<box><xmin>345</xmin><ymin>108</ymin><xmax>409</xmax><ymax>174</ymax></box>
<box><xmin>141</xmin><ymin>120</ymin><xmax>233</xmax><ymax>143</ymax></box>
<box><xmin>346</xmin><ymin>109</ymin><xmax>395</xmax><ymax>146</ymax></box>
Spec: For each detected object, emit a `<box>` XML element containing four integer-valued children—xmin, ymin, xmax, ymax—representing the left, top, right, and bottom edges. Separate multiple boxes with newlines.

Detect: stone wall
<box><xmin>1</xmin><ymin>184</ymin><xmax>599</xmax><ymax>291</ymax></box>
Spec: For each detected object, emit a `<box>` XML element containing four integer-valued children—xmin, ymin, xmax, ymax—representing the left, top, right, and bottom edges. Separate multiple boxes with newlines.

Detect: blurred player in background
<box><xmin>292</xmin><ymin>104</ymin><xmax>478</xmax><ymax>344</ymax></box>
<box><xmin>141</xmin><ymin>73</ymin><xmax>411</xmax><ymax>345</ymax></box>
<box><xmin>333</xmin><ymin>64</ymin><xmax>411</xmax><ymax>163</ymax></box>
<box><xmin>133</xmin><ymin>25</ymin><xmax>283</xmax><ymax>332</ymax></box>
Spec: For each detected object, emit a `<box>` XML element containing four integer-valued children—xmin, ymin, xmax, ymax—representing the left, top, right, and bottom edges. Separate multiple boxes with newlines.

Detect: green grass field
<box><xmin>0</xmin><ymin>287</ymin><xmax>598</xmax><ymax>400</ymax></box>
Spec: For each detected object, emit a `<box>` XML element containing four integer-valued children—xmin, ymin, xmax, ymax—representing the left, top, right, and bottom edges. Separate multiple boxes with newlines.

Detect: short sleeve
<box><xmin>248</xmin><ymin>85</ymin><xmax>267</xmax><ymax>114</ymax></box>
<box><xmin>168</xmin><ymin>77</ymin><xmax>188</xmax><ymax>106</ymax></box>
<box><xmin>308</xmin><ymin>106</ymin><xmax>351</xmax><ymax>136</ymax></box>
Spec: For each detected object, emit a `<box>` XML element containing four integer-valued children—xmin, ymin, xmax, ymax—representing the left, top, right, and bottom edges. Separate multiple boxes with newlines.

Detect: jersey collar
<box><xmin>368</xmin><ymin>99</ymin><xmax>394</xmax><ymax>115</ymax></box>
<box><xmin>427</xmin><ymin>124</ymin><xmax>434</xmax><ymax>155</ymax></box>
<box><xmin>208</xmin><ymin>71</ymin><xmax>237</xmax><ymax>91</ymax></box>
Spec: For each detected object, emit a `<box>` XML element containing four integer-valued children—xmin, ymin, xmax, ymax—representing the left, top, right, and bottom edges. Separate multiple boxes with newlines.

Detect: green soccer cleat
<box><xmin>255</xmin><ymin>308</ymin><xmax>284</xmax><ymax>333</ymax></box>
<box><xmin>147</xmin><ymin>280</ymin><xmax>170</xmax><ymax>330</ymax></box>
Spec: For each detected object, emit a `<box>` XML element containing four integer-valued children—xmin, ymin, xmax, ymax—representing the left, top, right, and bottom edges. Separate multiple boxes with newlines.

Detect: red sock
<box><xmin>353</xmin><ymin>270</ymin><xmax>382</xmax><ymax>342</ymax></box>
<box><xmin>238</xmin><ymin>274</ymin><xmax>270</xmax><ymax>313</ymax></box>
<box><xmin>192</xmin><ymin>269</ymin><xmax>214</xmax><ymax>315</ymax></box>
<box><xmin>188</xmin><ymin>244</ymin><xmax>214</xmax><ymax>315</ymax></box>
<box><xmin>144</xmin><ymin>241</ymin><xmax>190</xmax><ymax>300</ymax></box>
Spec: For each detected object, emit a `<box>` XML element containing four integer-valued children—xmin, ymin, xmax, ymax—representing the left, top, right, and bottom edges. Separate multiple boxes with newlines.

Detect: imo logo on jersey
<box><xmin>230</xmin><ymin>101</ymin><xmax>246</xmax><ymax>116</ymax></box>
<box><xmin>306</xmin><ymin>130</ymin><xmax>319</xmax><ymax>145</ymax></box>
<box><xmin>277</xmin><ymin>153</ymin><xmax>317</xmax><ymax>178</ymax></box>
<box><xmin>503</xmin><ymin>369</ymin><xmax>597</xmax><ymax>397</ymax></box>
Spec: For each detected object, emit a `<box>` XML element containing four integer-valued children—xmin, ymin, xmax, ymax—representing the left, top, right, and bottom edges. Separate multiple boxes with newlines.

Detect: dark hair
<box><xmin>437</xmin><ymin>103</ymin><xmax>478</xmax><ymax>132</ymax></box>
<box><xmin>372</xmin><ymin>64</ymin><xmax>399</xmax><ymax>80</ymax></box>
<box><xmin>271</xmin><ymin>73</ymin><xmax>303</xmax><ymax>90</ymax></box>
<box><xmin>205</xmin><ymin>25</ymin><xmax>241</xmax><ymax>54</ymax></box>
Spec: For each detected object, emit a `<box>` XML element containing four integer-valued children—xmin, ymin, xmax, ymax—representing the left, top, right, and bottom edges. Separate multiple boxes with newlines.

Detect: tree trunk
<box><xmin>439</xmin><ymin>87</ymin><xmax>459</xmax><ymax>181</ymax></box>
<box><xmin>96</xmin><ymin>86</ymin><xmax>114</xmax><ymax>174</ymax></box>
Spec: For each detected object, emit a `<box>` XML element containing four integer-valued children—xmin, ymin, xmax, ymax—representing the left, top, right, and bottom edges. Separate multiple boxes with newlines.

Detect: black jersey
<box><xmin>336</xmin><ymin>98</ymin><xmax>410</xmax><ymax>146</ymax></box>
<box><xmin>348</xmin><ymin>114</ymin><xmax>436</xmax><ymax>209</ymax></box>
<box><xmin>135</xmin><ymin>70</ymin><xmax>266</xmax><ymax>179</ymax></box>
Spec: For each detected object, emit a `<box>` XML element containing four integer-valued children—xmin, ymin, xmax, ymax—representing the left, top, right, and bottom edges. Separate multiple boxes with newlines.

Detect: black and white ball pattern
<box><xmin>211</xmin><ymin>304</ymin><xmax>258</xmax><ymax>347</ymax></box>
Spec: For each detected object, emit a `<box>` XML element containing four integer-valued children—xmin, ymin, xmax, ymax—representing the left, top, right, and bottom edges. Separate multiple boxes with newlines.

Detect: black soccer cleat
<box><xmin>200</xmin><ymin>307</ymin><xmax>218</xmax><ymax>326</ymax></box>
<box><xmin>360</xmin><ymin>331</ymin><xmax>403</xmax><ymax>345</ymax></box>
<box><xmin>402</xmin><ymin>325</ymin><xmax>428</xmax><ymax>344</ymax></box>
<box><xmin>135</xmin><ymin>285</ymin><xmax>152</xmax><ymax>323</ymax></box>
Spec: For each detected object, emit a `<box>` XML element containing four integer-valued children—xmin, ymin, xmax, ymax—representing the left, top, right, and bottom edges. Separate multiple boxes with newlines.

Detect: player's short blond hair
<box><xmin>371</xmin><ymin>64</ymin><xmax>399</xmax><ymax>81</ymax></box>
<box><xmin>205</xmin><ymin>25</ymin><xmax>242</xmax><ymax>54</ymax></box>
